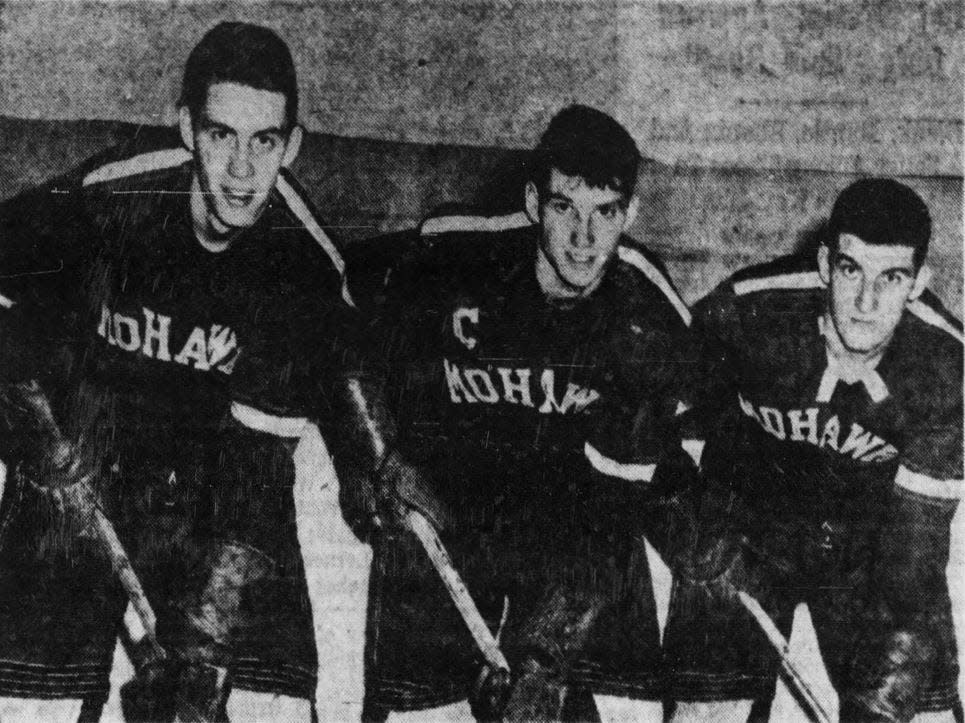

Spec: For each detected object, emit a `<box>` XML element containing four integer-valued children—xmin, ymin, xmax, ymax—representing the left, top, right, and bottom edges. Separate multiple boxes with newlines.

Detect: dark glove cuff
<box><xmin>510</xmin><ymin>645</ymin><xmax>565</xmax><ymax>679</ymax></box>
<box><xmin>377</xmin><ymin>449</ymin><xmax>449</xmax><ymax>531</ymax></box>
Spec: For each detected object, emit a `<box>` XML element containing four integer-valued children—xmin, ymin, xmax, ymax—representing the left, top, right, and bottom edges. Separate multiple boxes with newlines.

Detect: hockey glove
<box><xmin>675</xmin><ymin>512</ymin><xmax>766</xmax><ymax>606</ymax></box>
<box><xmin>873</xmin><ymin>485</ymin><xmax>957</xmax><ymax>626</ymax></box>
<box><xmin>840</xmin><ymin>628</ymin><xmax>938</xmax><ymax>722</ymax></box>
<box><xmin>470</xmin><ymin>587</ymin><xmax>604</xmax><ymax>722</ymax></box>
<box><xmin>121</xmin><ymin>541</ymin><xmax>273</xmax><ymax>723</ymax></box>
<box><xmin>0</xmin><ymin>380</ymin><xmax>98</xmax><ymax>530</ymax></box>
<box><xmin>332</xmin><ymin>373</ymin><xmax>450</xmax><ymax>535</ymax></box>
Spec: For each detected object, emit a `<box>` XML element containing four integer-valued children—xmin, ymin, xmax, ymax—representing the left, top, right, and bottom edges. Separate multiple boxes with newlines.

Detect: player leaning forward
<box><xmin>348</xmin><ymin>105</ymin><xmax>698</xmax><ymax>720</ymax></box>
<box><xmin>664</xmin><ymin>179</ymin><xmax>962</xmax><ymax>722</ymax></box>
<box><xmin>0</xmin><ymin>22</ymin><xmax>381</xmax><ymax>721</ymax></box>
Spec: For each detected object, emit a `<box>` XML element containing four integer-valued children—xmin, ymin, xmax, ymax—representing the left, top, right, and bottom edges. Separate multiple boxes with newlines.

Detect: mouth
<box><xmin>222</xmin><ymin>187</ymin><xmax>256</xmax><ymax>208</ymax></box>
<box><xmin>565</xmin><ymin>251</ymin><xmax>597</xmax><ymax>269</ymax></box>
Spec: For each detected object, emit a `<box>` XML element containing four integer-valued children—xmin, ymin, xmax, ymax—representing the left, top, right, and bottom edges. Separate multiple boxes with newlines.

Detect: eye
<box><xmin>836</xmin><ymin>261</ymin><xmax>859</xmax><ymax>279</ymax></box>
<box><xmin>548</xmin><ymin>200</ymin><xmax>571</xmax><ymax>215</ymax></box>
<box><xmin>597</xmin><ymin>204</ymin><xmax>620</xmax><ymax>221</ymax></box>
<box><xmin>252</xmin><ymin>133</ymin><xmax>280</xmax><ymax>153</ymax></box>
<box><xmin>208</xmin><ymin>128</ymin><xmax>231</xmax><ymax>142</ymax></box>
<box><xmin>882</xmin><ymin>271</ymin><xmax>908</xmax><ymax>285</ymax></box>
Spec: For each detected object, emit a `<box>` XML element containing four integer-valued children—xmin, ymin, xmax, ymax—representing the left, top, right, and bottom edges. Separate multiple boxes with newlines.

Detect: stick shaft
<box><xmin>736</xmin><ymin>591</ymin><xmax>833</xmax><ymax>723</ymax></box>
<box><xmin>91</xmin><ymin>506</ymin><xmax>164</xmax><ymax>657</ymax></box>
<box><xmin>405</xmin><ymin>510</ymin><xmax>509</xmax><ymax>672</ymax></box>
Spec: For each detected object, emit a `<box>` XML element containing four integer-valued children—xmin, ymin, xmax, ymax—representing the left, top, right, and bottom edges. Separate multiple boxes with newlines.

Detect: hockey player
<box><xmin>0</xmin><ymin>21</ymin><xmax>366</xmax><ymax>721</ymax></box>
<box><xmin>354</xmin><ymin>105</ymin><xmax>698</xmax><ymax>721</ymax></box>
<box><xmin>663</xmin><ymin>178</ymin><xmax>962</xmax><ymax>722</ymax></box>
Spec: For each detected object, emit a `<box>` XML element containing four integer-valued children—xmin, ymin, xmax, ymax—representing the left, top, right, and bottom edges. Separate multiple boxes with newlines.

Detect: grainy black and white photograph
<box><xmin>0</xmin><ymin>1</ymin><xmax>961</xmax><ymax>721</ymax></box>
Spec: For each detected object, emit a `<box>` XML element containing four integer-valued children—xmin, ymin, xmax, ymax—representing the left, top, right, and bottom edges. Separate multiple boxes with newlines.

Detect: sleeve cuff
<box><xmin>584</xmin><ymin>442</ymin><xmax>656</xmax><ymax>482</ymax></box>
<box><xmin>231</xmin><ymin>402</ymin><xmax>308</xmax><ymax>438</ymax></box>
<box><xmin>895</xmin><ymin>465</ymin><xmax>962</xmax><ymax>500</ymax></box>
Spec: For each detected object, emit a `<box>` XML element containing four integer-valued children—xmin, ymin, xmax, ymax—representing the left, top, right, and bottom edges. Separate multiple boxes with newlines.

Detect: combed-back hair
<box><xmin>180</xmin><ymin>22</ymin><xmax>298</xmax><ymax>131</ymax></box>
<box><xmin>529</xmin><ymin>105</ymin><xmax>641</xmax><ymax>202</ymax></box>
<box><xmin>827</xmin><ymin>178</ymin><xmax>931</xmax><ymax>268</ymax></box>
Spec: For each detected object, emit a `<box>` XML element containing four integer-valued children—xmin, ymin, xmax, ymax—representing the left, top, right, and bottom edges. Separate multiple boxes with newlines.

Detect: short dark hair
<box><xmin>826</xmin><ymin>178</ymin><xmax>931</xmax><ymax>268</ymax></box>
<box><xmin>530</xmin><ymin>105</ymin><xmax>641</xmax><ymax>202</ymax></box>
<box><xmin>179</xmin><ymin>22</ymin><xmax>298</xmax><ymax>131</ymax></box>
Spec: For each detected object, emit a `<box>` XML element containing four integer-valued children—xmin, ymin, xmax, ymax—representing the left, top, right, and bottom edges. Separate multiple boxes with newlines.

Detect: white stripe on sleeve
<box><xmin>584</xmin><ymin>441</ymin><xmax>656</xmax><ymax>482</ymax></box>
<box><xmin>895</xmin><ymin>465</ymin><xmax>961</xmax><ymax>500</ymax></box>
<box><xmin>231</xmin><ymin>402</ymin><xmax>308</xmax><ymax>438</ymax></box>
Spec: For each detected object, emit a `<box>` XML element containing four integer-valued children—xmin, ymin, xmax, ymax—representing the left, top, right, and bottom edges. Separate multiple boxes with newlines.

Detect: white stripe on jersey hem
<box><xmin>584</xmin><ymin>442</ymin><xmax>656</xmax><ymax>482</ymax></box>
<box><xmin>733</xmin><ymin>271</ymin><xmax>823</xmax><ymax>296</ymax></box>
<box><xmin>421</xmin><ymin>211</ymin><xmax>531</xmax><ymax>237</ymax></box>
<box><xmin>231</xmin><ymin>402</ymin><xmax>308</xmax><ymax>438</ymax></box>
<box><xmin>617</xmin><ymin>246</ymin><xmax>692</xmax><ymax>326</ymax></box>
<box><xmin>274</xmin><ymin>176</ymin><xmax>356</xmax><ymax>308</ymax></box>
<box><xmin>895</xmin><ymin>465</ymin><xmax>961</xmax><ymax>500</ymax></box>
<box><xmin>82</xmin><ymin>148</ymin><xmax>191</xmax><ymax>187</ymax></box>
<box><xmin>907</xmin><ymin>299</ymin><xmax>964</xmax><ymax>344</ymax></box>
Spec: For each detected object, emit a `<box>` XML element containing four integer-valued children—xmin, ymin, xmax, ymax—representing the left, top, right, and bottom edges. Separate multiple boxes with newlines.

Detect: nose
<box><xmin>855</xmin><ymin>276</ymin><xmax>877</xmax><ymax>314</ymax></box>
<box><xmin>571</xmin><ymin>217</ymin><xmax>593</xmax><ymax>249</ymax></box>
<box><xmin>227</xmin><ymin>141</ymin><xmax>255</xmax><ymax>179</ymax></box>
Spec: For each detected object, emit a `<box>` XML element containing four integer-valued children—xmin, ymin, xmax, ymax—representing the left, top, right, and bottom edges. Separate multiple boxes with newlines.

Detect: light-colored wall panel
<box><xmin>1</xmin><ymin>0</ymin><xmax>961</xmax><ymax>175</ymax></box>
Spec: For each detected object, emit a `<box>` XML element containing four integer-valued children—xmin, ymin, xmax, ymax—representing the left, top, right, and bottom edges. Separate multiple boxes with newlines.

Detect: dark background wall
<box><xmin>0</xmin><ymin>0</ymin><xmax>961</xmax><ymax>307</ymax></box>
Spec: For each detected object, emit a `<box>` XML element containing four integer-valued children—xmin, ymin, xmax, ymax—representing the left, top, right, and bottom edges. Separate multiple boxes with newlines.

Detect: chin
<box><xmin>214</xmin><ymin>207</ymin><xmax>261</xmax><ymax>231</ymax></box>
<box><xmin>839</xmin><ymin>329</ymin><xmax>886</xmax><ymax>354</ymax></box>
<box><xmin>562</xmin><ymin>268</ymin><xmax>602</xmax><ymax>290</ymax></box>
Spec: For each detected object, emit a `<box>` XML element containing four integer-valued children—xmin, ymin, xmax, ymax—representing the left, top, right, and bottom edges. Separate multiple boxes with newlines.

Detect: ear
<box><xmin>817</xmin><ymin>245</ymin><xmax>831</xmax><ymax>286</ymax></box>
<box><xmin>178</xmin><ymin>107</ymin><xmax>196</xmax><ymax>152</ymax></box>
<box><xmin>623</xmin><ymin>195</ymin><xmax>639</xmax><ymax>229</ymax></box>
<box><xmin>909</xmin><ymin>264</ymin><xmax>932</xmax><ymax>301</ymax></box>
<box><xmin>524</xmin><ymin>181</ymin><xmax>540</xmax><ymax>225</ymax></box>
<box><xmin>281</xmin><ymin>125</ymin><xmax>303</xmax><ymax>168</ymax></box>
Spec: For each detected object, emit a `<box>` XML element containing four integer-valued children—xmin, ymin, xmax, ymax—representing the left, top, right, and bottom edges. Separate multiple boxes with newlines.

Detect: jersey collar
<box><xmin>815</xmin><ymin>316</ymin><xmax>890</xmax><ymax>403</ymax></box>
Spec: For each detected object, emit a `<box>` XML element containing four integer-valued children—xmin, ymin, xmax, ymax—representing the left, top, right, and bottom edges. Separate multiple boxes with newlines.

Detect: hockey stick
<box><xmin>91</xmin><ymin>505</ymin><xmax>165</xmax><ymax>660</ymax></box>
<box><xmin>404</xmin><ymin>509</ymin><xmax>510</xmax><ymax>673</ymax></box>
<box><xmin>3</xmin><ymin>381</ymin><xmax>165</xmax><ymax>661</ymax></box>
<box><xmin>736</xmin><ymin>590</ymin><xmax>833</xmax><ymax>723</ymax></box>
<box><xmin>64</xmin><ymin>479</ymin><xmax>165</xmax><ymax>662</ymax></box>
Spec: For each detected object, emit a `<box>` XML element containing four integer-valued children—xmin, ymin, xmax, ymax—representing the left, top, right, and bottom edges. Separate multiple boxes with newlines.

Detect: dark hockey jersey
<box><xmin>380</xmin><ymin>210</ymin><xmax>695</xmax><ymax>502</ymax></box>
<box><xmin>0</xmin><ymin>145</ymin><xmax>355</xmax><ymax>438</ymax></box>
<box><xmin>692</xmin><ymin>254</ymin><xmax>963</xmax><ymax>517</ymax></box>
<box><xmin>365</xmin><ymin>212</ymin><xmax>695</xmax><ymax>709</ymax></box>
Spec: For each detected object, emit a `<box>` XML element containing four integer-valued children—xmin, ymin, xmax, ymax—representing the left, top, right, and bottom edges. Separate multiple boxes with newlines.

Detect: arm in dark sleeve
<box><xmin>0</xmin><ymin>168</ymin><xmax>92</xmax><ymax>382</ymax></box>
<box><xmin>328</xmin><ymin>235</ymin><xmax>454</xmax><ymax>535</ymax></box>
<box><xmin>577</xmin><ymin>303</ymin><xmax>703</xmax><ymax>569</ymax></box>
<box><xmin>874</xmin><ymin>345</ymin><xmax>962</xmax><ymax>624</ymax></box>
<box><xmin>842</xmin><ymin>354</ymin><xmax>961</xmax><ymax>721</ymax></box>
<box><xmin>674</xmin><ymin>280</ymin><xmax>746</xmax><ymax>442</ymax></box>
<box><xmin>581</xmin><ymin>279</ymin><xmax>752</xmax><ymax>572</ymax></box>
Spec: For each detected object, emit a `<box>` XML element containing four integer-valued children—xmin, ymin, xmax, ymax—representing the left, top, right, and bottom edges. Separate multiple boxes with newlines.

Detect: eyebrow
<box><xmin>834</xmin><ymin>252</ymin><xmax>914</xmax><ymax>275</ymax></box>
<box><xmin>546</xmin><ymin>192</ymin><xmax>624</xmax><ymax>211</ymax></box>
<box><xmin>199</xmin><ymin>116</ymin><xmax>286</xmax><ymax>137</ymax></box>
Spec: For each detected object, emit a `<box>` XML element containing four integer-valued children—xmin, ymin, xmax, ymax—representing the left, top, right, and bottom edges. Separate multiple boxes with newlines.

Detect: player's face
<box><xmin>180</xmin><ymin>82</ymin><xmax>302</xmax><ymax>245</ymax></box>
<box><xmin>527</xmin><ymin>170</ymin><xmax>638</xmax><ymax>300</ymax></box>
<box><xmin>818</xmin><ymin>234</ymin><xmax>928</xmax><ymax>357</ymax></box>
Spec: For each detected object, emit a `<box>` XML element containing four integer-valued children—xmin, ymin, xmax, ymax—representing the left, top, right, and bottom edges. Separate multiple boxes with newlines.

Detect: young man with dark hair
<box><xmin>0</xmin><ymin>21</ymin><xmax>368</xmax><ymax>722</ymax></box>
<box><xmin>663</xmin><ymin>178</ymin><xmax>962</xmax><ymax>722</ymax></box>
<box><xmin>356</xmin><ymin>104</ymin><xmax>697</xmax><ymax>720</ymax></box>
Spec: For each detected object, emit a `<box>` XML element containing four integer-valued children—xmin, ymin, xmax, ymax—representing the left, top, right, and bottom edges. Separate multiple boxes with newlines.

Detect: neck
<box><xmin>189</xmin><ymin>176</ymin><xmax>232</xmax><ymax>253</ymax></box>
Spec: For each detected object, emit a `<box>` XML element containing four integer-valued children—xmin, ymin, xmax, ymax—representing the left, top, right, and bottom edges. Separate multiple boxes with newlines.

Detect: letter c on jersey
<box><xmin>453</xmin><ymin>307</ymin><xmax>480</xmax><ymax>350</ymax></box>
